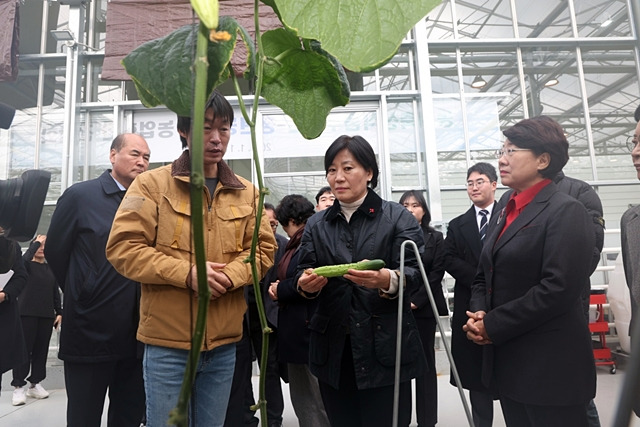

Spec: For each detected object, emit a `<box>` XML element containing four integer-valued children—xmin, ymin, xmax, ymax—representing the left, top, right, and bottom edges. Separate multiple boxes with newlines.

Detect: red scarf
<box><xmin>277</xmin><ymin>226</ymin><xmax>305</xmax><ymax>281</ymax></box>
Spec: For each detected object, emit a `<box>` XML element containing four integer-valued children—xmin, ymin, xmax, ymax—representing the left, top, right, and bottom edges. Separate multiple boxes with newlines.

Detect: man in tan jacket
<box><xmin>107</xmin><ymin>90</ymin><xmax>276</xmax><ymax>427</ymax></box>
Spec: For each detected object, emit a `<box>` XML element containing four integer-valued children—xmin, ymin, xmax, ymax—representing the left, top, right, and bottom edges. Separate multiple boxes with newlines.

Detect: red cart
<box><xmin>588</xmin><ymin>292</ymin><xmax>616</xmax><ymax>374</ymax></box>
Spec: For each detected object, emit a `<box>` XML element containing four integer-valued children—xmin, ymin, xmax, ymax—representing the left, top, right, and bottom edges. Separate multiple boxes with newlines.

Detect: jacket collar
<box><xmin>325</xmin><ymin>188</ymin><xmax>383</xmax><ymax>221</ymax></box>
<box><xmin>100</xmin><ymin>170</ymin><xmax>126</xmax><ymax>196</ymax></box>
<box><xmin>170</xmin><ymin>150</ymin><xmax>244</xmax><ymax>189</ymax></box>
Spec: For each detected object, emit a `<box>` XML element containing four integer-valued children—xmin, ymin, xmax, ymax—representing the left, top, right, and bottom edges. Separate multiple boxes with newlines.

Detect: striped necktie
<box><xmin>479</xmin><ymin>209</ymin><xmax>489</xmax><ymax>242</ymax></box>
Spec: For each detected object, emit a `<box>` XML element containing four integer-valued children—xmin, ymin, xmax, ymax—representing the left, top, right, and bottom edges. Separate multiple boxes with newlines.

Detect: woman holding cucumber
<box><xmin>296</xmin><ymin>135</ymin><xmax>428</xmax><ymax>427</ymax></box>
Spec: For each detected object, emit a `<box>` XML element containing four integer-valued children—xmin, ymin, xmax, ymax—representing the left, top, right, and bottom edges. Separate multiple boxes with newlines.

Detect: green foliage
<box><xmin>261</xmin><ymin>28</ymin><xmax>350</xmax><ymax>139</ymax></box>
<box><xmin>122</xmin><ymin>16</ymin><xmax>254</xmax><ymax>117</ymax></box>
<box><xmin>270</xmin><ymin>0</ymin><xmax>442</xmax><ymax>72</ymax></box>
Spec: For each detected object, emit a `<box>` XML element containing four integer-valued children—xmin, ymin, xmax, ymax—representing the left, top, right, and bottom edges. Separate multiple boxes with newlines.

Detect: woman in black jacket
<box><xmin>296</xmin><ymin>135</ymin><xmax>427</xmax><ymax>427</ymax></box>
<box><xmin>269</xmin><ymin>194</ymin><xmax>330</xmax><ymax>427</ymax></box>
<box><xmin>399</xmin><ymin>190</ymin><xmax>448</xmax><ymax>427</ymax></box>
<box><xmin>11</xmin><ymin>235</ymin><xmax>62</xmax><ymax>404</ymax></box>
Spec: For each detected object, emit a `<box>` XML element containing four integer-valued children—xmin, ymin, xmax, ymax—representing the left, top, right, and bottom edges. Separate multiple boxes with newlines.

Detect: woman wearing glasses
<box><xmin>465</xmin><ymin>116</ymin><xmax>596</xmax><ymax>426</ymax></box>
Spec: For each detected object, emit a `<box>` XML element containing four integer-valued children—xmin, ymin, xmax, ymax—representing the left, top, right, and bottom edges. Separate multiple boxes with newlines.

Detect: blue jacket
<box><xmin>46</xmin><ymin>170</ymin><xmax>140</xmax><ymax>362</ymax></box>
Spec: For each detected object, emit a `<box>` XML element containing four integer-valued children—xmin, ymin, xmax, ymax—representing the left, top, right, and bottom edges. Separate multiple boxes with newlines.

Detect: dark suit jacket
<box><xmin>408</xmin><ymin>227</ymin><xmax>447</xmax><ymax>318</ymax></box>
<box><xmin>444</xmin><ymin>201</ymin><xmax>499</xmax><ymax>392</ymax></box>
<box><xmin>622</xmin><ymin>204</ymin><xmax>640</xmax><ymax>333</ymax></box>
<box><xmin>470</xmin><ymin>182</ymin><xmax>596</xmax><ymax>406</ymax></box>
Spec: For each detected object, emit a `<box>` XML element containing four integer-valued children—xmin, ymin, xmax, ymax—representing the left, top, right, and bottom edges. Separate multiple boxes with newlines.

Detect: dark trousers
<box><xmin>318</xmin><ymin>338</ymin><xmax>412</xmax><ymax>427</ymax></box>
<box><xmin>414</xmin><ymin>316</ymin><xmax>437</xmax><ymax>427</ymax></box>
<box><xmin>470</xmin><ymin>390</ymin><xmax>494</xmax><ymax>427</ymax></box>
<box><xmin>64</xmin><ymin>358</ymin><xmax>145</xmax><ymax>427</ymax></box>
<box><xmin>225</xmin><ymin>320</ymin><xmax>259</xmax><ymax>427</ymax></box>
<box><xmin>12</xmin><ymin>316</ymin><xmax>53</xmax><ymax>387</ymax></box>
<box><xmin>225</xmin><ymin>306</ymin><xmax>284</xmax><ymax>427</ymax></box>
<box><xmin>500</xmin><ymin>395</ymin><xmax>589</xmax><ymax>427</ymax></box>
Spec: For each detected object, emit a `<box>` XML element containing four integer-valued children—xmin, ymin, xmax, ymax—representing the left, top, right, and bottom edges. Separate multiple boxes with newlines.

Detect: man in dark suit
<box><xmin>622</xmin><ymin>110</ymin><xmax>640</xmax><ymax>416</ymax></box>
<box><xmin>444</xmin><ymin>162</ymin><xmax>499</xmax><ymax>427</ymax></box>
<box><xmin>45</xmin><ymin>133</ymin><xmax>150</xmax><ymax>427</ymax></box>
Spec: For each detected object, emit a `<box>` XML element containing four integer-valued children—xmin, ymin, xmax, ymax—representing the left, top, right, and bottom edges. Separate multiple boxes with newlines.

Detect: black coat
<box><xmin>296</xmin><ymin>189</ymin><xmax>427</xmax><ymax>390</ymax></box>
<box><xmin>275</xmin><ymin>246</ymin><xmax>317</xmax><ymax>364</ymax></box>
<box><xmin>444</xmin><ymin>202</ymin><xmax>499</xmax><ymax>392</ymax></box>
<box><xmin>45</xmin><ymin>170</ymin><xmax>141</xmax><ymax>363</ymax></box>
<box><xmin>471</xmin><ymin>182</ymin><xmax>596</xmax><ymax>406</ymax></box>
<box><xmin>18</xmin><ymin>240</ymin><xmax>62</xmax><ymax>318</ymax></box>
<box><xmin>408</xmin><ymin>227</ymin><xmax>447</xmax><ymax>318</ymax></box>
<box><xmin>0</xmin><ymin>241</ymin><xmax>27</xmax><ymax>373</ymax></box>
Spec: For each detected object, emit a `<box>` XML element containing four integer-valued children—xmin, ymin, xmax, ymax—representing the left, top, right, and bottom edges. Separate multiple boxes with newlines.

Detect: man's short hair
<box><xmin>635</xmin><ymin>104</ymin><xmax>640</xmax><ymax>122</ymax></box>
<box><xmin>110</xmin><ymin>134</ymin><xmax>128</xmax><ymax>152</ymax></box>
<box><xmin>264</xmin><ymin>202</ymin><xmax>275</xmax><ymax>212</ymax></box>
<box><xmin>315</xmin><ymin>186</ymin><xmax>332</xmax><ymax>204</ymax></box>
<box><xmin>176</xmin><ymin>90</ymin><xmax>234</xmax><ymax>149</ymax></box>
<box><xmin>467</xmin><ymin>162</ymin><xmax>498</xmax><ymax>182</ymax></box>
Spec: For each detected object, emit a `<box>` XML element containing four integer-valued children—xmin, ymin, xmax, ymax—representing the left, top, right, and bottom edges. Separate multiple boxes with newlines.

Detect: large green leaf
<box><xmin>122</xmin><ymin>17</ymin><xmax>252</xmax><ymax>116</ymax></box>
<box><xmin>271</xmin><ymin>0</ymin><xmax>442</xmax><ymax>72</ymax></box>
<box><xmin>261</xmin><ymin>28</ymin><xmax>350</xmax><ymax>139</ymax></box>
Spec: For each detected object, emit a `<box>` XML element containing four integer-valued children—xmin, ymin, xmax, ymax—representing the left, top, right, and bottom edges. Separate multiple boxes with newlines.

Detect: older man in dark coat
<box><xmin>45</xmin><ymin>133</ymin><xmax>150</xmax><ymax>427</ymax></box>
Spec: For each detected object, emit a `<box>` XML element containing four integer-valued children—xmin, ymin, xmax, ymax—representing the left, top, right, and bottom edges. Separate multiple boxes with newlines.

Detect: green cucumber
<box><xmin>311</xmin><ymin>259</ymin><xmax>386</xmax><ymax>278</ymax></box>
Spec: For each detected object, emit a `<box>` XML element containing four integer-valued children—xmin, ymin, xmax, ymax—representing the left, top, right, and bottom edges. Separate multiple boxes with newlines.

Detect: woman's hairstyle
<box><xmin>177</xmin><ymin>90</ymin><xmax>234</xmax><ymax>149</ymax></box>
<box><xmin>275</xmin><ymin>194</ymin><xmax>315</xmax><ymax>226</ymax></box>
<box><xmin>502</xmin><ymin>115</ymin><xmax>569</xmax><ymax>179</ymax></box>
<box><xmin>324</xmin><ymin>135</ymin><xmax>379</xmax><ymax>189</ymax></box>
<box><xmin>399</xmin><ymin>190</ymin><xmax>432</xmax><ymax>229</ymax></box>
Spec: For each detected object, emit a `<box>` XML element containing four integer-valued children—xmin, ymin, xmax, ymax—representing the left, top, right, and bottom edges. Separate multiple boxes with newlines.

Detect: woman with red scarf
<box><xmin>268</xmin><ymin>194</ymin><xmax>330</xmax><ymax>427</ymax></box>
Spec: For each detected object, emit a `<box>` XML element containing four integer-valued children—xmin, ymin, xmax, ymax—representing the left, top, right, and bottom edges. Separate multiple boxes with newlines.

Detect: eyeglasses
<box><xmin>495</xmin><ymin>148</ymin><xmax>532</xmax><ymax>159</ymax></box>
<box><xmin>466</xmin><ymin>179</ymin><xmax>487</xmax><ymax>188</ymax></box>
<box><xmin>627</xmin><ymin>135</ymin><xmax>638</xmax><ymax>152</ymax></box>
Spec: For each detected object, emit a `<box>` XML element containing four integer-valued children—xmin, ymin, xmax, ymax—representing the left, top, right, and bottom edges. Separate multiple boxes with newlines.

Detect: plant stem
<box><xmin>168</xmin><ymin>22</ymin><xmax>211</xmax><ymax>427</ymax></box>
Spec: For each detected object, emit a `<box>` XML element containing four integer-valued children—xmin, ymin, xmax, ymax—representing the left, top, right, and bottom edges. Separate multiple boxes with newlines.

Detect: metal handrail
<box><xmin>393</xmin><ymin>239</ymin><xmax>475</xmax><ymax>427</ymax></box>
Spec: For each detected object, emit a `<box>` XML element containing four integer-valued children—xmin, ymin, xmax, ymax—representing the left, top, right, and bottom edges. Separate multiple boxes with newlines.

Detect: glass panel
<box><xmin>79</xmin><ymin>110</ymin><xmax>114</xmax><ymax>183</ymax></box>
<box><xmin>521</xmin><ymin>47</ymin><xmax>594</xmax><ymax>179</ymax></box>
<box><xmin>429</xmin><ymin>50</ymin><xmax>460</xmax><ymax>94</ymax></box>
<box><xmin>581</xmin><ymin>48</ymin><xmax>640</xmax><ymax>180</ymax></box>
<box><xmin>599</xmin><ymin>184</ymin><xmax>639</xmax><ymax>229</ymax></box>
<box><xmin>434</xmin><ymin>97</ymin><xmax>465</xmax><ymax>186</ymax></box>
<box><xmin>264</xmin><ymin>175</ymin><xmax>331</xmax><ymax>208</ymax></box>
<box><xmin>379</xmin><ymin>46</ymin><xmax>414</xmax><ymax>91</ymax></box>
<box><xmin>574</xmin><ymin>0</ymin><xmax>632</xmax><ymax>38</ymax></box>
<box><xmin>514</xmin><ymin>0</ymin><xmax>572</xmax><ymax>38</ymax></box>
<box><xmin>424</xmin><ymin>1</ymin><xmax>455</xmax><ymax>40</ymax></box>
<box><xmin>456</xmin><ymin>0</ymin><xmax>515</xmax><ymax>39</ymax></box>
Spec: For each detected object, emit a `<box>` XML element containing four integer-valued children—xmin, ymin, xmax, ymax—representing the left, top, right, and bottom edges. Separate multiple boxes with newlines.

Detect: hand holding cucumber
<box><xmin>299</xmin><ymin>259</ymin><xmax>390</xmax><ymax>292</ymax></box>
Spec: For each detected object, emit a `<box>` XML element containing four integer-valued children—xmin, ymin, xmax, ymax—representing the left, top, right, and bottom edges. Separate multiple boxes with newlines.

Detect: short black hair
<box><xmin>275</xmin><ymin>195</ymin><xmax>315</xmax><ymax>226</ymax></box>
<box><xmin>324</xmin><ymin>135</ymin><xmax>379</xmax><ymax>189</ymax></box>
<box><xmin>502</xmin><ymin>115</ymin><xmax>569</xmax><ymax>179</ymax></box>
<box><xmin>176</xmin><ymin>90</ymin><xmax>234</xmax><ymax>149</ymax></box>
<box><xmin>315</xmin><ymin>186</ymin><xmax>332</xmax><ymax>204</ymax></box>
<box><xmin>110</xmin><ymin>134</ymin><xmax>128</xmax><ymax>152</ymax></box>
<box><xmin>635</xmin><ymin>104</ymin><xmax>640</xmax><ymax>122</ymax></box>
<box><xmin>264</xmin><ymin>202</ymin><xmax>275</xmax><ymax>212</ymax></box>
<box><xmin>467</xmin><ymin>162</ymin><xmax>497</xmax><ymax>182</ymax></box>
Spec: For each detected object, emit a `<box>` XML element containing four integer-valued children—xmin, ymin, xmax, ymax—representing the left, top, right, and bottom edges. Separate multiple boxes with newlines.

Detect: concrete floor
<box><xmin>2</xmin><ymin>346</ymin><xmax>640</xmax><ymax>427</ymax></box>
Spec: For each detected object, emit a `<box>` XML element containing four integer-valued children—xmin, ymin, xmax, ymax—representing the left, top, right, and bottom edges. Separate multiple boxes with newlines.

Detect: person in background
<box><xmin>466</xmin><ymin>116</ymin><xmax>596</xmax><ymax>426</ymax></box>
<box><xmin>0</xmin><ymin>237</ymin><xmax>27</xmax><ymax>404</ymax></box>
<box><xmin>11</xmin><ymin>234</ymin><xmax>62</xmax><ymax>405</ymax></box>
<box><xmin>296</xmin><ymin>135</ymin><xmax>426</xmax><ymax>427</ymax></box>
<box><xmin>46</xmin><ymin>133</ymin><xmax>149</xmax><ymax>427</ymax></box>
<box><xmin>106</xmin><ymin>91</ymin><xmax>276</xmax><ymax>427</ymax></box>
<box><xmin>314</xmin><ymin>186</ymin><xmax>335</xmax><ymax>211</ymax></box>
<box><xmin>225</xmin><ymin>202</ymin><xmax>286</xmax><ymax>427</ymax></box>
<box><xmin>444</xmin><ymin>162</ymin><xmax>500</xmax><ymax>427</ymax></box>
<box><xmin>621</xmin><ymin>109</ymin><xmax>640</xmax><ymax>417</ymax></box>
<box><xmin>269</xmin><ymin>194</ymin><xmax>330</xmax><ymax>427</ymax></box>
<box><xmin>399</xmin><ymin>190</ymin><xmax>447</xmax><ymax>427</ymax></box>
